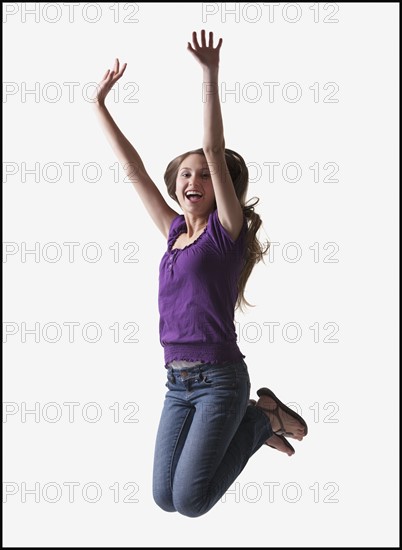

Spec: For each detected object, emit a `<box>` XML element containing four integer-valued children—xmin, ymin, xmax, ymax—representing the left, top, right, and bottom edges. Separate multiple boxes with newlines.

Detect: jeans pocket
<box><xmin>199</xmin><ymin>364</ymin><xmax>237</xmax><ymax>389</ymax></box>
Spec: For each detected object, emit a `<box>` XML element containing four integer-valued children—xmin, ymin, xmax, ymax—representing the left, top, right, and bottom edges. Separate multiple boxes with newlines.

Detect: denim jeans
<box><xmin>152</xmin><ymin>358</ymin><xmax>273</xmax><ymax>518</ymax></box>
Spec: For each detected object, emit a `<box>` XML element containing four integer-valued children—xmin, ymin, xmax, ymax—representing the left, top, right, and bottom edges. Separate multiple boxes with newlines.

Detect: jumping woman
<box><xmin>92</xmin><ymin>29</ymin><xmax>308</xmax><ymax>518</ymax></box>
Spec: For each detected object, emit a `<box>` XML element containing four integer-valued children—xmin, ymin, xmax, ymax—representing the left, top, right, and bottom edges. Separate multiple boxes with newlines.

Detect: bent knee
<box><xmin>173</xmin><ymin>493</ymin><xmax>209</xmax><ymax>518</ymax></box>
<box><xmin>153</xmin><ymin>489</ymin><xmax>176</xmax><ymax>513</ymax></box>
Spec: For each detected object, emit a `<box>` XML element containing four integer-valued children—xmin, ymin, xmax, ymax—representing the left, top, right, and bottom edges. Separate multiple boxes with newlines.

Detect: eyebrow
<box><xmin>179</xmin><ymin>167</ymin><xmax>210</xmax><ymax>171</ymax></box>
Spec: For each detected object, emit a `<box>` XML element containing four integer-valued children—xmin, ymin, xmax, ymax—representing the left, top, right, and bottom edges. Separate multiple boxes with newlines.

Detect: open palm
<box><xmin>187</xmin><ymin>30</ymin><xmax>223</xmax><ymax>69</ymax></box>
<box><xmin>92</xmin><ymin>58</ymin><xmax>127</xmax><ymax>105</ymax></box>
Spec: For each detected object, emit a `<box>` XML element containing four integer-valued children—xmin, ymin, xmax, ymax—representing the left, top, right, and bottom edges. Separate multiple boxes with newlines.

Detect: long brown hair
<box><xmin>164</xmin><ymin>148</ymin><xmax>270</xmax><ymax>313</ymax></box>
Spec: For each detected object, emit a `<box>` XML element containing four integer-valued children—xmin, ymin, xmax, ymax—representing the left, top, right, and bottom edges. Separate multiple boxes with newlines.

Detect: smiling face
<box><xmin>175</xmin><ymin>154</ymin><xmax>216</xmax><ymax>214</ymax></box>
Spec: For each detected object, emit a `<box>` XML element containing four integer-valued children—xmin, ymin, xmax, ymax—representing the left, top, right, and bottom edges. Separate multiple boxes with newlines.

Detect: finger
<box><xmin>114</xmin><ymin>58</ymin><xmax>119</xmax><ymax>72</ymax></box>
<box><xmin>187</xmin><ymin>42</ymin><xmax>195</xmax><ymax>52</ymax></box>
<box><xmin>102</xmin><ymin>69</ymin><xmax>110</xmax><ymax>80</ymax></box>
<box><xmin>201</xmin><ymin>29</ymin><xmax>206</xmax><ymax>48</ymax></box>
<box><xmin>192</xmin><ymin>30</ymin><xmax>200</xmax><ymax>49</ymax></box>
<box><xmin>208</xmin><ymin>31</ymin><xmax>213</xmax><ymax>48</ymax></box>
<box><xmin>216</xmin><ymin>37</ymin><xmax>223</xmax><ymax>49</ymax></box>
<box><xmin>104</xmin><ymin>70</ymin><xmax>112</xmax><ymax>81</ymax></box>
<box><xmin>117</xmin><ymin>63</ymin><xmax>127</xmax><ymax>77</ymax></box>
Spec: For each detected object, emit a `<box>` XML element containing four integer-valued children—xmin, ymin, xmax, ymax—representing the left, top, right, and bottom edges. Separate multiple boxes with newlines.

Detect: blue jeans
<box><xmin>152</xmin><ymin>358</ymin><xmax>273</xmax><ymax>517</ymax></box>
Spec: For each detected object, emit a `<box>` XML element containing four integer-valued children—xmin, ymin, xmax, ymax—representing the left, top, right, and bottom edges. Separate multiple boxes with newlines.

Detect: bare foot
<box><xmin>256</xmin><ymin>393</ymin><xmax>307</xmax><ymax>441</ymax></box>
<box><xmin>265</xmin><ymin>433</ymin><xmax>295</xmax><ymax>456</ymax></box>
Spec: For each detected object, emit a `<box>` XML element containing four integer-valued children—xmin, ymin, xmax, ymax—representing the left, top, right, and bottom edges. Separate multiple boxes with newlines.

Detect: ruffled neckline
<box><xmin>168</xmin><ymin>214</ymin><xmax>210</xmax><ymax>253</ymax></box>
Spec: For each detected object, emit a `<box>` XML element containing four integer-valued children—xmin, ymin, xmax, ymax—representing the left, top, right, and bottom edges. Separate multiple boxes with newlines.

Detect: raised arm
<box><xmin>91</xmin><ymin>58</ymin><xmax>179</xmax><ymax>239</ymax></box>
<box><xmin>187</xmin><ymin>31</ymin><xmax>244</xmax><ymax>241</ymax></box>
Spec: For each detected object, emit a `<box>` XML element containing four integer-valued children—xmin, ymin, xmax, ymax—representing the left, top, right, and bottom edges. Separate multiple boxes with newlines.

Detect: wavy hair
<box><xmin>164</xmin><ymin>148</ymin><xmax>270</xmax><ymax>313</ymax></box>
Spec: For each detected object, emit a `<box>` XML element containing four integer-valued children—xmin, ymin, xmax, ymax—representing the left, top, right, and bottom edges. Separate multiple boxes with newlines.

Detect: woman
<box><xmin>92</xmin><ymin>30</ymin><xmax>308</xmax><ymax>518</ymax></box>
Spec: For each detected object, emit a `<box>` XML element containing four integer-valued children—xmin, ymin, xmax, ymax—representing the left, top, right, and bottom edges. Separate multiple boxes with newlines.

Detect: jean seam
<box><xmin>202</xmin><ymin>373</ymin><xmax>247</xmax><ymax>513</ymax></box>
<box><xmin>168</xmin><ymin>404</ymin><xmax>194</xmax><ymax>496</ymax></box>
<box><xmin>203</xmin><ymin>367</ymin><xmax>240</xmax><ymax>503</ymax></box>
<box><xmin>208</xmin><ymin>370</ymin><xmax>252</xmax><ymax>500</ymax></box>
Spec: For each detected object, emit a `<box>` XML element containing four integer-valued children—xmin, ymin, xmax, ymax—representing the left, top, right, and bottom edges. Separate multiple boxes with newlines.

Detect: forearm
<box><xmin>92</xmin><ymin>101</ymin><xmax>146</xmax><ymax>175</ymax></box>
<box><xmin>202</xmin><ymin>67</ymin><xmax>225</xmax><ymax>152</ymax></box>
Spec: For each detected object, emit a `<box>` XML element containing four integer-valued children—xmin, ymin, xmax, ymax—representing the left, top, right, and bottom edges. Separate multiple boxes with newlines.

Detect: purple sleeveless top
<box><xmin>158</xmin><ymin>208</ymin><xmax>248</xmax><ymax>368</ymax></box>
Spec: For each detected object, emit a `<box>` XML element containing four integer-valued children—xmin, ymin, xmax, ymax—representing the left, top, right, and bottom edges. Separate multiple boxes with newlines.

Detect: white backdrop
<box><xmin>3</xmin><ymin>2</ymin><xmax>399</xmax><ymax>547</ymax></box>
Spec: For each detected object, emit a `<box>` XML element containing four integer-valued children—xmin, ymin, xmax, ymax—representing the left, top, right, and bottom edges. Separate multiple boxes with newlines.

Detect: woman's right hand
<box><xmin>92</xmin><ymin>58</ymin><xmax>127</xmax><ymax>106</ymax></box>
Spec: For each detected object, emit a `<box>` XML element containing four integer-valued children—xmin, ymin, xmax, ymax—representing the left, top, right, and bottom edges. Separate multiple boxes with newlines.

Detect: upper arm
<box><xmin>128</xmin><ymin>166</ymin><xmax>179</xmax><ymax>240</ymax></box>
<box><xmin>203</xmin><ymin>148</ymin><xmax>244</xmax><ymax>241</ymax></box>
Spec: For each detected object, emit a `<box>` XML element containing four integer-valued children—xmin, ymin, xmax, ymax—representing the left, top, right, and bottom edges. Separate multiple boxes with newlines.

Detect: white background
<box><xmin>3</xmin><ymin>2</ymin><xmax>399</xmax><ymax>547</ymax></box>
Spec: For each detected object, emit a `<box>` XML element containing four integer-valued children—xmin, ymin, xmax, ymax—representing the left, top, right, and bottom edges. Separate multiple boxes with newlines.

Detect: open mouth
<box><xmin>185</xmin><ymin>191</ymin><xmax>203</xmax><ymax>203</ymax></box>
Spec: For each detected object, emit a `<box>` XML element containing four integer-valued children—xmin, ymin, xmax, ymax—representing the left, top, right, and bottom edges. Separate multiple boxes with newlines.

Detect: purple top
<box><xmin>158</xmin><ymin>208</ymin><xmax>248</xmax><ymax>368</ymax></box>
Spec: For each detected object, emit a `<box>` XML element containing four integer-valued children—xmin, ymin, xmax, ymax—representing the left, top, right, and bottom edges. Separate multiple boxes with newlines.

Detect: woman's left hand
<box><xmin>187</xmin><ymin>30</ymin><xmax>223</xmax><ymax>70</ymax></box>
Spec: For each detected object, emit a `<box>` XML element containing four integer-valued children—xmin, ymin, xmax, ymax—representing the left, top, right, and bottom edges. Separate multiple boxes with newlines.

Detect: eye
<box><xmin>180</xmin><ymin>172</ymin><xmax>190</xmax><ymax>177</ymax></box>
